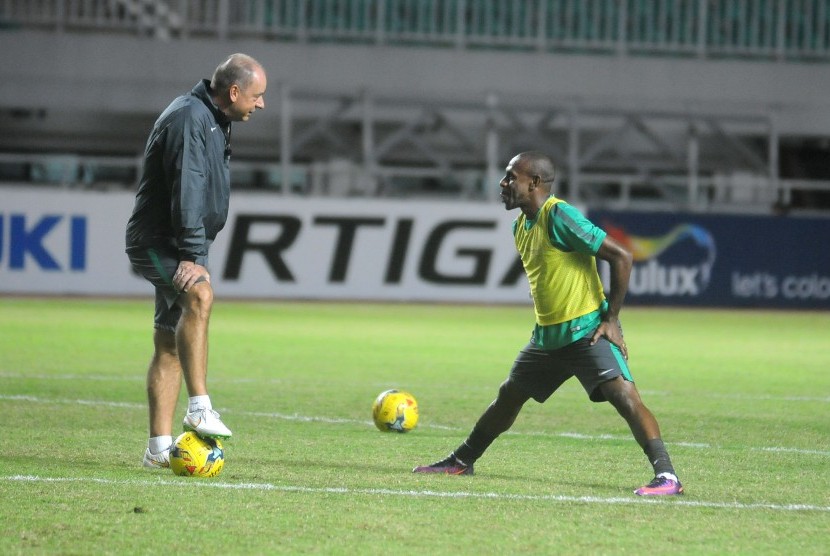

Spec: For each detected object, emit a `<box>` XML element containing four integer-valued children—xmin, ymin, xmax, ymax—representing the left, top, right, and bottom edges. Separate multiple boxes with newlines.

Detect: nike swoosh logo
<box><xmin>599</xmin><ymin>369</ymin><xmax>614</xmax><ymax>376</ymax></box>
<box><xmin>210</xmin><ymin>126</ymin><xmax>218</xmax><ymax>132</ymax></box>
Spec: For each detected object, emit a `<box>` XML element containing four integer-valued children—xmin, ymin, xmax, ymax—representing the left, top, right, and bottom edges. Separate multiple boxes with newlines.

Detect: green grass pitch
<box><xmin>1</xmin><ymin>298</ymin><xmax>828</xmax><ymax>554</ymax></box>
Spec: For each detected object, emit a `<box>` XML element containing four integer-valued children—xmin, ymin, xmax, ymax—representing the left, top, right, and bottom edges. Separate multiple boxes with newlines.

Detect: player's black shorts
<box><xmin>507</xmin><ymin>330</ymin><xmax>633</xmax><ymax>403</ymax></box>
<box><xmin>127</xmin><ymin>245</ymin><xmax>182</xmax><ymax>332</ymax></box>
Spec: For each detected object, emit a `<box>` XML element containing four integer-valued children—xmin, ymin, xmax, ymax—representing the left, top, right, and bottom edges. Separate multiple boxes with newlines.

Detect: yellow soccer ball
<box><xmin>169</xmin><ymin>431</ymin><xmax>225</xmax><ymax>478</ymax></box>
<box><xmin>372</xmin><ymin>389</ymin><xmax>418</xmax><ymax>433</ymax></box>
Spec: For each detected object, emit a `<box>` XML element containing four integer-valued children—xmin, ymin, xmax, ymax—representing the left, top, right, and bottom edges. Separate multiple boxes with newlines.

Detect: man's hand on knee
<box><xmin>173</xmin><ymin>261</ymin><xmax>210</xmax><ymax>293</ymax></box>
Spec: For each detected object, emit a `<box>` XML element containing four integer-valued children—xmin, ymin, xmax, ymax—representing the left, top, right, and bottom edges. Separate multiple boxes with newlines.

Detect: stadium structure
<box><xmin>1</xmin><ymin>0</ymin><xmax>830</xmax><ymax>213</ymax></box>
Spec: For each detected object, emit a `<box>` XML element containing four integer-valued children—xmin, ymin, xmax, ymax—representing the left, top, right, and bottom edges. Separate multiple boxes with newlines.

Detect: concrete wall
<box><xmin>3</xmin><ymin>29</ymin><xmax>830</xmax><ymax>153</ymax></box>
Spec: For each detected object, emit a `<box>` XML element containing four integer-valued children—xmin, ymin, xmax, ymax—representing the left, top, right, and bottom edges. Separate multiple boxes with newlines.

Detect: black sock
<box><xmin>643</xmin><ymin>438</ymin><xmax>676</xmax><ymax>477</ymax></box>
<box><xmin>453</xmin><ymin>427</ymin><xmax>499</xmax><ymax>465</ymax></box>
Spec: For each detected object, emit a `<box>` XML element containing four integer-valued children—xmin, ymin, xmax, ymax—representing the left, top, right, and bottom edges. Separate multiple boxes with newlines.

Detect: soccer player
<box><xmin>126</xmin><ymin>54</ymin><xmax>267</xmax><ymax>468</ymax></box>
<box><xmin>413</xmin><ymin>151</ymin><xmax>683</xmax><ymax>496</ymax></box>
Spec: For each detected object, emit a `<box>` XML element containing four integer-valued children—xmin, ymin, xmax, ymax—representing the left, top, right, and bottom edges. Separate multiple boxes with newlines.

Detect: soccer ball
<box><xmin>372</xmin><ymin>389</ymin><xmax>418</xmax><ymax>433</ymax></box>
<box><xmin>169</xmin><ymin>431</ymin><xmax>225</xmax><ymax>478</ymax></box>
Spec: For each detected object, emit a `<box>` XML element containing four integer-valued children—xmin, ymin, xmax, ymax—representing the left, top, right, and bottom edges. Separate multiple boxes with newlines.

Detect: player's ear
<box><xmin>529</xmin><ymin>174</ymin><xmax>540</xmax><ymax>190</ymax></box>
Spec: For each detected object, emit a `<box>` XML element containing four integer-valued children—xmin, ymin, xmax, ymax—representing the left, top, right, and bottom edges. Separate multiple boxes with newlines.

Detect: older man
<box><xmin>126</xmin><ymin>53</ymin><xmax>267</xmax><ymax>468</ymax></box>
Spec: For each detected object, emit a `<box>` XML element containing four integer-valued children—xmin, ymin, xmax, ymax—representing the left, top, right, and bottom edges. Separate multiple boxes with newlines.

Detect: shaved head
<box><xmin>515</xmin><ymin>151</ymin><xmax>556</xmax><ymax>186</ymax></box>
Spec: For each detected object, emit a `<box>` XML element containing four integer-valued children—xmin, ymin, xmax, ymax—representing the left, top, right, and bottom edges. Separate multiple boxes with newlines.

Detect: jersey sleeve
<box><xmin>547</xmin><ymin>202</ymin><xmax>606</xmax><ymax>255</ymax></box>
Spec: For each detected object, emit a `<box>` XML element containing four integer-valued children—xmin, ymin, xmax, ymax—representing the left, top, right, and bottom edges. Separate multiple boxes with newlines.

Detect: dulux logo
<box><xmin>602</xmin><ymin>221</ymin><xmax>717</xmax><ymax>297</ymax></box>
<box><xmin>0</xmin><ymin>214</ymin><xmax>87</xmax><ymax>271</ymax></box>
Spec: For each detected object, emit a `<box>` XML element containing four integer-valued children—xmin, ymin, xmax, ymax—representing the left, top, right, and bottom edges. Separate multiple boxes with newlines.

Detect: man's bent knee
<box><xmin>602</xmin><ymin>378</ymin><xmax>643</xmax><ymax>416</ymax></box>
<box><xmin>179</xmin><ymin>281</ymin><xmax>214</xmax><ymax>315</ymax></box>
<box><xmin>496</xmin><ymin>380</ymin><xmax>530</xmax><ymax>407</ymax></box>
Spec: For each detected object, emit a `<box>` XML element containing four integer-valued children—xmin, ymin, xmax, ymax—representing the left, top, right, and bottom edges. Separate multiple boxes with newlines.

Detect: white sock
<box><xmin>188</xmin><ymin>395</ymin><xmax>212</xmax><ymax>413</ymax></box>
<box><xmin>148</xmin><ymin>435</ymin><xmax>172</xmax><ymax>454</ymax></box>
<box><xmin>657</xmin><ymin>472</ymin><xmax>678</xmax><ymax>482</ymax></box>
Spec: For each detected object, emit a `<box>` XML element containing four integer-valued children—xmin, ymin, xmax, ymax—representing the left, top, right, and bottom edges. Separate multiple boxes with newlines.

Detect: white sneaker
<box><xmin>142</xmin><ymin>447</ymin><xmax>170</xmax><ymax>469</ymax></box>
<box><xmin>183</xmin><ymin>408</ymin><xmax>232</xmax><ymax>439</ymax></box>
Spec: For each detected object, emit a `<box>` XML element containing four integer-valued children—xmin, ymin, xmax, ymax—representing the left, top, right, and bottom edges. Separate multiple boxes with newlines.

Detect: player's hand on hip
<box><xmin>590</xmin><ymin>319</ymin><xmax>628</xmax><ymax>360</ymax></box>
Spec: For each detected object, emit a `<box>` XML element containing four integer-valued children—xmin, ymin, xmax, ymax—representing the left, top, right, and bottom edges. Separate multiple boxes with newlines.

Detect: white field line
<box><xmin>1</xmin><ymin>372</ymin><xmax>828</xmax><ymax>404</ymax></box>
<box><xmin>3</xmin><ymin>474</ymin><xmax>829</xmax><ymax>513</ymax></box>
<box><xmin>2</xmin><ymin>394</ymin><xmax>829</xmax><ymax>457</ymax></box>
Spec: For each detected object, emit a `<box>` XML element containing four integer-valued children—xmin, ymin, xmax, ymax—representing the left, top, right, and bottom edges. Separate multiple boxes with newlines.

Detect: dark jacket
<box><xmin>126</xmin><ymin>79</ymin><xmax>232</xmax><ymax>266</ymax></box>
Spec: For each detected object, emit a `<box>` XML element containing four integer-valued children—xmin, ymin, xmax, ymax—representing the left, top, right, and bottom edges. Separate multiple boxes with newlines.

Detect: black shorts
<box><xmin>127</xmin><ymin>245</ymin><xmax>182</xmax><ymax>332</ymax></box>
<box><xmin>508</xmin><ymin>332</ymin><xmax>633</xmax><ymax>403</ymax></box>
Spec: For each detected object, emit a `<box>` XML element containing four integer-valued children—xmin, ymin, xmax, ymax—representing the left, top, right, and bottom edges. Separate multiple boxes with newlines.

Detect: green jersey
<box><xmin>513</xmin><ymin>196</ymin><xmax>608</xmax><ymax>350</ymax></box>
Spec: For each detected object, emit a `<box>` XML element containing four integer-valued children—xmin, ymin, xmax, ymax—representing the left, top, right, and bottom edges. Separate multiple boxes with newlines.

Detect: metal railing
<box><xmin>3</xmin><ymin>152</ymin><xmax>830</xmax><ymax>213</ymax></box>
<box><xmin>2</xmin><ymin>0</ymin><xmax>830</xmax><ymax>61</ymax></box>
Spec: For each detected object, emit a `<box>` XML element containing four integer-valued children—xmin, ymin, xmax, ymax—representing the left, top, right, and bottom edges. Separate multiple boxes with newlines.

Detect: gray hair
<box><xmin>210</xmin><ymin>53</ymin><xmax>262</xmax><ymax>95</ymax></box>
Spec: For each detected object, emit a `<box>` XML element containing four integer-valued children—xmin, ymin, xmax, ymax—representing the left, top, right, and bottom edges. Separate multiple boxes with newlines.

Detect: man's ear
<box><xmin>228</xmin><ymin>84</ymin><xmax>240</xmax><ymax>102</ymax></box>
